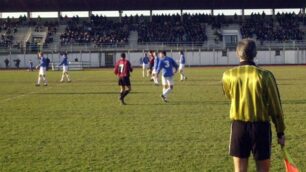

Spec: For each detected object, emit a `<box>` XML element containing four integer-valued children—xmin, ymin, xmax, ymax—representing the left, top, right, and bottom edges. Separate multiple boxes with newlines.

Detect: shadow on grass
<box><xmin>33</xmin><ymin>91</ymin><xmax>145</xmax><ymax>95</ymax></box>
<box><xmin>283</xmin><ymin>100</ymin><xmax>306</xmax><ymax>105</ymax></box>
<box><xmin>128</xmin><ymin>100</ymin><xmax>229</xmax><ymax>106</ymax></box>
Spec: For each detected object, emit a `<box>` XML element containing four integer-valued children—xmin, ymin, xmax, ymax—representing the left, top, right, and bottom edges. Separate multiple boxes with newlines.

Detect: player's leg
<box><xmin>123</xmin><ymin>85</ymin><xmax>131</xmax><ymax>99</ymax></box>
<box><xmin>36</xmin><ymin>74</ymin><xmax>42</xmax><ymax>86</ymax></box>
<box><xmin>60</xmin><ymin>71</ymin><xmax>65</xmax><ymax>82</ymax></box>
<box><xmin>163</xmin><ymin>85</ymin><xmax>173</xmax><ymax>98</ymax></box>
<box><xmin>153</xmin><ymin>73</ymin><xmax>159</xmax><ymax>85</ymax></box>
<box><xmin>42</xmin><ymin>74</ymin><xmax>48</xmax><ymax>86</ymax></box>
<box><xmin>253</xmin><ymin>122</ymin><xmax>272</xmax><ymax>172</ymax></box>
<box><xmin>161</xmin><ymin>84</ymin><xmax>168</xmax><ymax>102</ymax></box>
<box><xmin>255</xmin><ymin>160</ymin><xmax>270</xmax><ymax>172</ymax></box>
<box><xmin>119</xmin><ymin>77</ymin><xmax>125</xmax><ymax>99</ymax></box>
<box><xmin>179</xmin><ymin>64</ymin><xmax>186</xmax><ymax>81</ymax></box>
<box><xmin>121</xmin><ymin>77</ymin><xmax>131</xmax><ymax>100</ymax></box>
<box><xmin>142</xmin><ymin>64</ymin><xmax>145</xmax><ymax>77</ymax></box>
<box><xmin>230</xmin><ymin>121</ymin><xmax>253</xmax><ymax>172</ymax></box>
<box><xmin>146</xmin><ymin>67</ymin><xmax>150</xmax><ymax>77</ymax></box>
<box><xmin>66</xmin><ymin>72</ymin><xmax>71</xmax><ymax>82</ymax></box>
<box><xmin>119</xmin><ymin>85</ymin><xmax>126</xmax><ymax>104</ymax></box>
<box><xmin>160</xmin><ymin>76</ymin><xmax>170</xmax><ymax>102</ymax></box>
<box><xmin>163</xmin><ymin>77</ymin><xmax>174</xmax><ymax>98</ymax></box>
<box><xmin>233</xmin><ymin>157</ymin><xmax>248</xmax><ymax>172</ymax></box>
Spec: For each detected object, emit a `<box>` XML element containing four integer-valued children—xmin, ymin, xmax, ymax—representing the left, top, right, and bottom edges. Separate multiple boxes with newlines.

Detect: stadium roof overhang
<box><xmin>0</xmin><ymin>0</ymin><xmax>305</xmax><ymax>12</ymax></box>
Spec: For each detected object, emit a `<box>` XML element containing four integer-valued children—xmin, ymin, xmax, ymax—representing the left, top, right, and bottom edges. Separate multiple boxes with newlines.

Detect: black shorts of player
<box><xmin>149</xmin><ymin>64</ymin><xmax>154</xmax><ymax>71</ymax></box>
<box><xmin>118</xmin><ymin>76</ymin><xmax>131</xmax><ymax>86</ymax></box>
<box><xmin>229</xmin><ymin>120</ymin><xmax>272</xmax><ymax>161</ymax></box>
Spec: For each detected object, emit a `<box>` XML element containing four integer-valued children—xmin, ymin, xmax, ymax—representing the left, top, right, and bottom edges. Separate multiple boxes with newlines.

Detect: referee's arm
<box><xmin>222</xmin><ymin>73</ymin><xmax>231</xmax><ymax>99</ymax></box>
<box><xmin>265</xmin><ymin>72</ymin><xmax>285</xmax><ymax>135</ymax></box>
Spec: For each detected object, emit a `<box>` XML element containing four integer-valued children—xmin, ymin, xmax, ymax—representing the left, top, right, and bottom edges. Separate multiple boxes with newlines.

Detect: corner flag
<box><xmin>282</xmin><ymin>148</ymin><xmax>299</xmax><ymax>172</ymax></box>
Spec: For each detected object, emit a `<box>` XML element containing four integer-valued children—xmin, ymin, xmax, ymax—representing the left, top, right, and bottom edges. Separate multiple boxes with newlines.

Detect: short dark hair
<box><xmin>160</xmin><ymin>51</ymin><xmax>166</xmax><ymax>56</ymax></box>
<box><xmin>236</xmin><ymin>39</ymin><xmax>257</xmax><ymax>61</ymax></box>
<box><xmin>121</xmin><ymin>53</ymin><xmax>126</xmax><ymax>58</ymax></box>
<box><xmin>180</xmin><ymin>51</ymin><xmax>184</xmax><ymax>55</ymax></box>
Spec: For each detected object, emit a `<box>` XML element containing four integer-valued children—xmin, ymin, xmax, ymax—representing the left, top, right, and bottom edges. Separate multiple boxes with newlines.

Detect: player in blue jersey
<box><xmin>28</xmin><ymin>60</ymin><xmax>34</xmax><ymax>71</ymax></box>
<box><xmin>58</xmin><ymin>52</ymin><xmax>71</xmax><ymax>83</ymax></box>
<box><xmin>179</xmin><ymin>51</ymin><xmax>187</xmax><ymax>81</ymax></box>
<box><xmin>35</xmin><ymin>52</ymin><xmax>48</xmax><ymax>86</ymax></box>
<box><xmin>140</xmin><ymin>53</ymin><xmax>150</xmax><ymax>78</ymax></box>
<box><xmin>157</xmin><ymin>51</ymin><xmax>178</xmax><ymax>102</ymax></box>
<box><xmin>151</xmin><ymin>51</ymin><xmax>160</xmax><ymax>85</ymax></box>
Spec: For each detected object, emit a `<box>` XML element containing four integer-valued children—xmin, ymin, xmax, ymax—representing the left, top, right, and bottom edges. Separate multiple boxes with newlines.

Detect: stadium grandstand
<box><xmin>0</xmin><ymin>0</ymin><xmax>306</xmax><ymax>69</ymax></box>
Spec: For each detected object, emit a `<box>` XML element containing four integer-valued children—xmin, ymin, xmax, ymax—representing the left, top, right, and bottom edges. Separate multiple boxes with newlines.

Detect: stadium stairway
<box><xmin>47</xmin><ymin>25</ymin><xmax>66</xmax><ymax>50</ymax></box>
<box><xmin>13</xmin><ymin>27</ymin><xmax>31</xmax><ymax>46</ymax></box>
<box><xmin>205</xmin><ymin>24</ymin><xmax>220</xmax><ymax>48</ymax></box>
<box><xmin>128</xmin><ymin>31</ymin><xmax>138</xmax><ymax>48</ymax></box>
<box><xmin>206</xmin><ymin>24</ymin><xmax>242</xmax><ymax>48</ymax></box>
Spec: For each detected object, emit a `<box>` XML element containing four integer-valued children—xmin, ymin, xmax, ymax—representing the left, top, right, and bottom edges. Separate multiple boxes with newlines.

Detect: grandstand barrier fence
<box><xmin>0</xmin><ymin>48</ymin><xmax>305</xmax><ymax>69</ymax></box>
<box><xmin>1</xmin><ymin>40</ymin><xmax>306</xmax><ymax>54</ymax></box>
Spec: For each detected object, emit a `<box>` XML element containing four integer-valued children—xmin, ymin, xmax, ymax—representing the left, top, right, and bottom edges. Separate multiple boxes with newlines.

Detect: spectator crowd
<box><xmin>0</xmin><ymin>12</ymin><xmax>305</xmax><ymax>49</ymax></box>
<box><xmin>241</xmin><ymin>12</ymin><xmax>304</xmax><ymax>42</ymax></box>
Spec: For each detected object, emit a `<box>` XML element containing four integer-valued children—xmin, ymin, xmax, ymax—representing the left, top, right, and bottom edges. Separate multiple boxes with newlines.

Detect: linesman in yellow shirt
<box><xmin>222</xmin><ymin>39</ymin><xmax>285</xmax><ymax>172</ymax></box>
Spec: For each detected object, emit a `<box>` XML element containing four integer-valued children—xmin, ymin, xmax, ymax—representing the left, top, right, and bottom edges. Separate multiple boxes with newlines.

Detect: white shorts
<box><xmin>162</xmin><ymin>76</ymin><xmax>174</xmax><ymax>86</ymax></box>
<box><xmin>39</xmin><ymin>67</ymin><xmax>46</xmax><ymax>75</ymax></box>
<box><xmin>142</xmin><ymin>63</ymin><xmax>148</xmax><ymax>69</ymax></box>
<box><xmin>179</xmin><ymin>64</ymin><xmax>185</xmax><ymax>70</ymax></box>
<box><xmin>152</xmin><ymin>69</ymin><xmax>157</xmax><ymax>74</ymax></box>
<box><xmin>63</xmin><ymin>66</ymin><xmax>69</xmax><ymax>73</ymax></box>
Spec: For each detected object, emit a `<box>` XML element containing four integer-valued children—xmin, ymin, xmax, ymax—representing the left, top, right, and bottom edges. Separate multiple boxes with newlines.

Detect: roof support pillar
<box><xmin>27</xmin><ymin>11</ymin><xmax>32</xmax><ymax>19</ymax></box>
<box><xmin>150</xmin><ymin>10</ymin><xmax>153</xmax><ymax>22</ymax></box>
<box><xmin>272</xmin><ymin>8</ymin><xmax>275</xmax><ymax>17</ymax></box>
<box><xmin>241</xmin><ymin>9</ymin><xmax>245</xmax><ymax>20</ymax></box>
<box><xmin>180</xmin><ymin>9</ymin><xmax>183</xmax><ymax>22</ymax></box>
<box><xmin>302</xmin><ymin>8</ymin><xmax>305</xmax><ymax>17</ymax></box>
<box><xmin>0</xmin><ymin>12</ymin><xmax>2</xmax><ymax>19</ymax></box>
<box><xmin>119</xmin><ymin>10</ymin><xmax>122</xmax><ymax>23</ymax></box>
<box><xmin>58</xmin><ymin>11</ymin><xmax>61</xmax><ymax>21</ymax></box>
<box><xmin>211</xmin><ymin>9</ymin><xmax>214</xmax><ymax>16</ymax></box>
<box><xmin>88</xmin><ymin>11</ymin><xmax>92</xmax><ymax>17</ymax></box>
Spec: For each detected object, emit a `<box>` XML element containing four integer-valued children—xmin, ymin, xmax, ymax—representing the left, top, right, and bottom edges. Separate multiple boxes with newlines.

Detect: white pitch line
<box><xmin>0</xmin><ymin>91</ymin><xmax>37</xmax><ymax>102</ymax></box>
<box><xmin>0</xmin><ymin>86</ymin><xmax>53</xmax><ymax>103</ymax></box>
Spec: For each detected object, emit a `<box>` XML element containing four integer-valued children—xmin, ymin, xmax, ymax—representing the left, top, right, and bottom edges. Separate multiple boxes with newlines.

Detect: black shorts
<box><xmin>118</xmin><ymin>77</ymin><xmax>131</xmax><ymax>86</ymax></box>
<box><xmin>229</xmin><ymin>120</ymin><xmax>272</xmax><ymax>161</ymax></box>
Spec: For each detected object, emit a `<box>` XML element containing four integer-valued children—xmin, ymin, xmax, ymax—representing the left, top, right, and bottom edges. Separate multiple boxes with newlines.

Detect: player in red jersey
<box><xmin>114</xmin><ymin>53</ymin><xmax>133</xmax><ymax>105</ymax></box>
<box><xmin>148</xmin><ymin>50</ymin><xmax>155</xmax><ymax>81</ymax></box>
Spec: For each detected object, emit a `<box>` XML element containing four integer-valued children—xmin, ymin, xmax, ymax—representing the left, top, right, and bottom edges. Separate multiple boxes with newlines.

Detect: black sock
<box><xmin>122</xmin><ymin>90</ymin><xmax>130</xmax><ymax>99</ymax></box>
<box><xmin>120</xmin><ymin>92</ymin><xmax>124</xmax><ymax>100</ymax></box>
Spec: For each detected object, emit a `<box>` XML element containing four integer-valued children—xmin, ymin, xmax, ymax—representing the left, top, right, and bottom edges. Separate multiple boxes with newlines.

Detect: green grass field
<box><xmin>0</xmin><ymin>66</ymin><xmax>305</xmax><ymax>171</ymax></box>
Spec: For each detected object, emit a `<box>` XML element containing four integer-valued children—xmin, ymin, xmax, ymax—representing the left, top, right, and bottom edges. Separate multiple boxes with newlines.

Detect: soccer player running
<box><xmin>151</xmin><ymin>51</ymin><xmax>160</xmax><ymax>85</ymax></box>
<box><xmin>35</xmin><ymin>52</ymin><xmax>48</xmax><ymax>86</ymax></box>
<box><xmin>141</xmin><ymin>53</ymin><xmax>150</xmax><ymax>78</ymax></box>
<box><xmin>58</xmin><ymin>52</ymin><xmax>72</xmax><ymax>83</ymax></box>
<box><xmin>114</xmin><ymin>53</ymin><xmax>133</xmax><ymax>105</ymax></box>
<box><xmin>179</xmin><ymin>51</ymin><xmax>187</xmax><ymax>81</ymax></box>
<box><xmin>157</xmin><ymin>51</ymin><xmax>178</xmax><ymax>103</ymax></box>
<box><xmin>222</xmin><ymin>39</ymin><xmax>285</xmax><ymax>172</ymax></box>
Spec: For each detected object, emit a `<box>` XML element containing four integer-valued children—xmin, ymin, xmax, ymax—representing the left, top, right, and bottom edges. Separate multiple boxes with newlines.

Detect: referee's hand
<box><xmin>278</xmin><ymin>135</ymin><xmax>285</xmax><ymax>148</ymax></box>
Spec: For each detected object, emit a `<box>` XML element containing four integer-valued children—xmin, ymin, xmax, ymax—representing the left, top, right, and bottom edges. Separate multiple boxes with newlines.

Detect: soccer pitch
<box><xmin>0</xmin><ymin>66</ymin><xmax>305</xmax><ymax>171</ymax></box>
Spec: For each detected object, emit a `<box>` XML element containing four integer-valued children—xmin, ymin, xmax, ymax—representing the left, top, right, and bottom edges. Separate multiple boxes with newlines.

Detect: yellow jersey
<box><xmin>222</xmin><ymin>61</ymin><xmax>285</xmax><ymax>133</ymax></box>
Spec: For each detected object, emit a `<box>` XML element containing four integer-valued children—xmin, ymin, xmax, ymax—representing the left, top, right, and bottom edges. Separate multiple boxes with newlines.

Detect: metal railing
<box><xmin>0</xmin><ymin>40</ymin><xmax>306</xmax><ymax>54</ymax></box>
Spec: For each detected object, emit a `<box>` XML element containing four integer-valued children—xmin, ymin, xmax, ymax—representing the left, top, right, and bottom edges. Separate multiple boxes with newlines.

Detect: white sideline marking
<box><xmin>0</xmin><ymin>91</ymin><xmax>38</xmax><ymax>103</ymax></box>
<box><xmin>0</xmin><ymin>86</ymin><xmax>53</xmax><ymax>103</ymax></box>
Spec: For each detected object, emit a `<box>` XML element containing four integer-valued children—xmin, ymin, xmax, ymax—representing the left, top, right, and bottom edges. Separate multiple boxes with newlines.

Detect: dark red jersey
<box><xmin>149</xmin><ymin>55</ymin><xmax>155</xmax><ymax>69</ymax></box>
<box><xmin>114</xmin><ymin>59</ymin><xmax>133</xmax><ymax>78</ymax></box>
<box><xmin>149</xmin><ymin>56</ymin><xmax>155</xmax><ymax>66</ymax></box>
